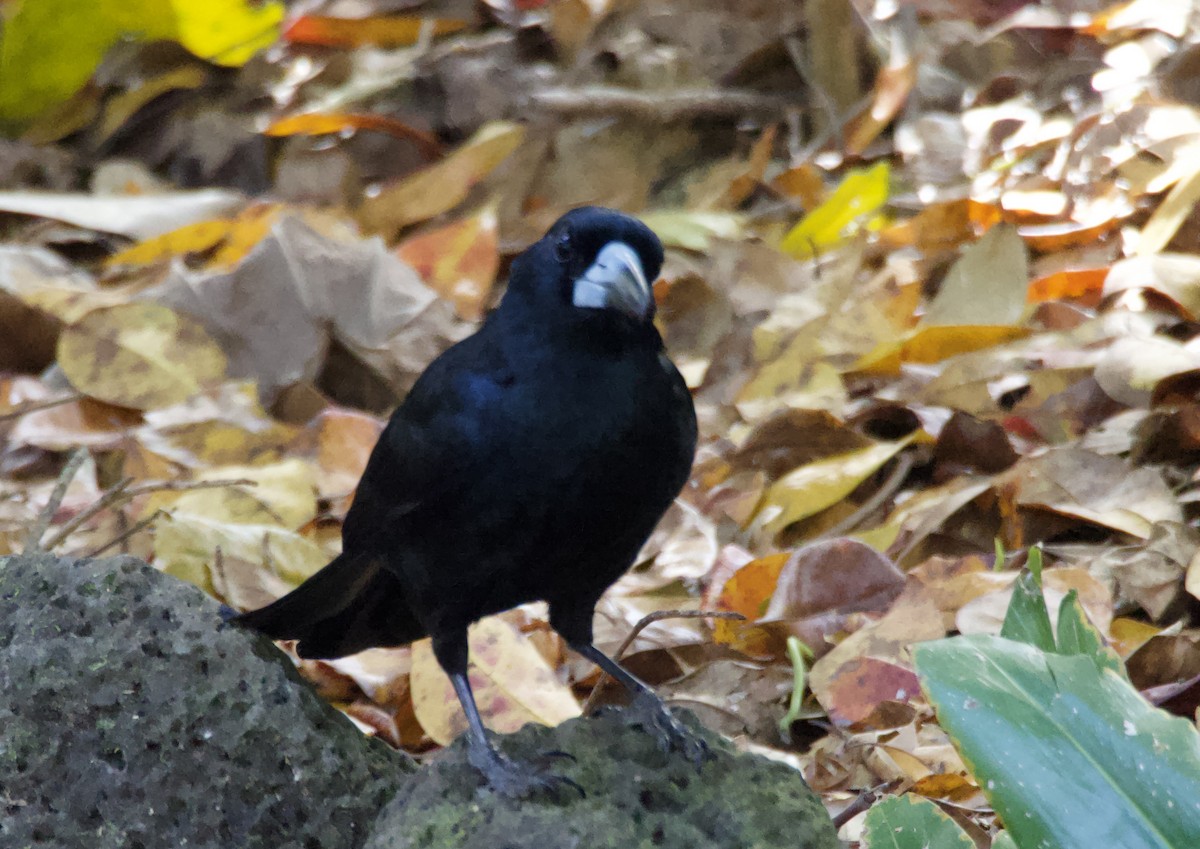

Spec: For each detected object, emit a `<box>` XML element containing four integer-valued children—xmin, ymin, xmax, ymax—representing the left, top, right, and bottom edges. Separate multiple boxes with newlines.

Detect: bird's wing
<box><xmin>340</xmin><ymin>331</ymin><xmax>513</xmax><ymax>550</ymax></box>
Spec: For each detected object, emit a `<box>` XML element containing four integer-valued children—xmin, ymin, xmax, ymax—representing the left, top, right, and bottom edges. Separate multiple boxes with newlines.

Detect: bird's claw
<box><xmin>628</xmin><ymin>691</ymin><xmax>711</xmax><ymax>767</ymax></box>
<box><xmin>467</xmin><ymin>744</ymin><xmax>585</xmax><ymax>799</ymax></box>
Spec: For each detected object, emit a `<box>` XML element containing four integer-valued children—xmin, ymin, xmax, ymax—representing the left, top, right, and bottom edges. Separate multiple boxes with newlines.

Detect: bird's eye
<box><xmin>554</xmin><ymin>232</ymin><xmax>571</xmax><ymax>262</ymax></box>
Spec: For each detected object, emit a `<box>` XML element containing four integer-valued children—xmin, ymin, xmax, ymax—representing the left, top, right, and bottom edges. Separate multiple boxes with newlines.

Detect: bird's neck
<box><xmin>490</xmin><ymin>297</ymin><xmax>662</xmax><ymax>363</ymax></box>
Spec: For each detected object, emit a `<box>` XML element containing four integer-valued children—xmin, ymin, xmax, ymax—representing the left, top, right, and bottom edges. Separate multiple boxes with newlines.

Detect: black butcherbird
<box><xmin>232</xmin><ymin>207</ymin><xmax>702</xmax><ymax>796</ymax></box>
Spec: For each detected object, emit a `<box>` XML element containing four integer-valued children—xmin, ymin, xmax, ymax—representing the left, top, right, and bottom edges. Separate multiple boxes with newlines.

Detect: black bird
<box><xmin>232</xmin><ymin>207</ymin><xmax>703</xmax><ymax>796</ymax></box>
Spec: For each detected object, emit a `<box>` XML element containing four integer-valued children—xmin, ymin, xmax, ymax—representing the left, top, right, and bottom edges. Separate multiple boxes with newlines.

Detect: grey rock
<box><xmin>0</xmin><ymin>553</ymin><xmax>838</xmax><ymax>849</ymax></box>
<box><xmin>370</xmin><ymin>709</ymin><xmax>840</xmax><ymax>849</ymax></box>
<box><xmin>0</xmin><ymin>553</ymin><xmax>409</xmax><ymax>849</ymax></box>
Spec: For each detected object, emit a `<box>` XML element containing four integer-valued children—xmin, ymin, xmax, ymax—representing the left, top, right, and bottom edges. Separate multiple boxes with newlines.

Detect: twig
<box><xmin>830</xmin><ymin>783</ymin><xmax>886</xmax><ymax>829</ymax></box>
<box><xmin>39</xmin><ymin>477</ymin><xmax>133</xmax><ymax>551</ymax></box>
<box><xmin>125</xmin><ymin>478</ymin><xmax>258</xmax><ymax>496</ymax></box>
<box><xmin>0</xmin><ymin>393</ymin><xmax>83</xmax><ymax>423</ymax></box>
<box><xmin>660</xmin><ymin>696</ymin><xmax>747</xmax><ymax>726</ymax></box>
<box><xmin>527</xmin><ymin>86</ymin><xmax>790</xmax><ymax>122</ymax></box>
<box><xmin>82</xmin><ymin>509</ymin><xmax>165</xmax><ymax>558</ymax></box>
<box><xmin>40</xmin><ymin>477</ymin><xmax>257</xmax><ymax>552</ymax></box>
<box><xmin>818</xmin><ymin>451</ymin><xmax>914</xmax><ymax>539</ymax></box>
<box><xmin>582</xmin><ymin>609</ymin><xmax>745</xmax><ymax>713</ymax></box>
<box><xmin>23</xmin><ymin>449</ymin><xmax>88</xmax><ymax>554</ymax></box>
<box><xmin>782</xmin><ymin>35</ymin><xmax>874</xmax><ymax>163</ymax></box>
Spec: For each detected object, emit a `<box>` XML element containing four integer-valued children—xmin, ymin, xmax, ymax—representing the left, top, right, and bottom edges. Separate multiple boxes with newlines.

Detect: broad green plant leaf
<box><xmin>862</xmin><ymin>795</ymin><xmax>974</xmax><ymax>849</ymax></box>
<box><xmin>1000</xmin><ymin>550</ymin><xmax>1056</xmax><ymax>651</ymax></box>
<box><xmin>915</xmin><ymin>635</ymin><xmax>1200</xmax><ymax>849</ymax></box>
<box><xmin>1057</xmin><ymin>589</ymin><xmax>1125</xmax><ymax>678</ymax></box>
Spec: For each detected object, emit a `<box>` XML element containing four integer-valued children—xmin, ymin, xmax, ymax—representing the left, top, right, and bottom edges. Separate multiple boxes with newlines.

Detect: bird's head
<box><xmin>506</xmin><ymin>206</ymin><xmax>664</xmax><ymax>326</ymax></box>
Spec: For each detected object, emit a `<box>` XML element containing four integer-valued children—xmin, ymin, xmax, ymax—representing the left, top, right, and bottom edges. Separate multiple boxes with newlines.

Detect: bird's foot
<box><xmin>467</xmin><ymin>741</ymin><xmax>584</xmax><ymax>799</ymax></box>
<box><xmin>626</xmin><ymin>691</ymin><xmax>711</xmax><ymax>767</ymax></box>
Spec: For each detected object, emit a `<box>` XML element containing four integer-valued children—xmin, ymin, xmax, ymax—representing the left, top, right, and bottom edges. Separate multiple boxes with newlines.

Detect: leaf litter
<box><xmin>5</xmin><ymin>0</ymin><xmax>1200</xmax><ymax>843</ymax></box>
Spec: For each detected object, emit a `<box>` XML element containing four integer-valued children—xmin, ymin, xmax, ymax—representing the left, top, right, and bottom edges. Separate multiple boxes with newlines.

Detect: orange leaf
<box><xmin>1027</xmin><ymin>268</ymin><xmax>1109</xmax><ymax>305</ymax></box>
<box><xmin>263</xmin><ymin>112</ymin><xmax>441</xmax><ymax>158</ymax></box>
<box><xmin>395</xmin><ymin>206</ymin><xmax>499</xmax><ymax>321</ymax></box>
<box><xmin>853</xmin><ymin>325</ymin><xmax>1031</xmax><ymax>375</ymax></box>
<box><xmin>711</xmin><ymin>552</ymin><xmax>789</xmax><ymax>656</ymax></box>
<box><xmin>880</xmin><ymin>199</ymin><xmax>973</xmax><ymax>252</ymax></box>
<box><xmin>283</xmin><ymin>14</ymin><xmax>468</xmax><ymax>47</ymax></box>
<box><xmin>313</xmin><ymin>408</ymin><xmax>385</xmax><ymax>498</ymax></box>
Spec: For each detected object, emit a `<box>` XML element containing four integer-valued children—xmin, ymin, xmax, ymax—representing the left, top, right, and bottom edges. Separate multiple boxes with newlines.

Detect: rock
<box><xmin>368</xmin><ymin>708</ymin><xmax>839</xmax><ymax>849</ymax></box>
<box><xmin>0</xmin><ymin>553</ymin><xmax>410</xmax><ymax>849</ymax></box>
<box><xmin>0</xmin><ymin>553</ymin><xmax>838</xmax><ymax>849</ymax></box>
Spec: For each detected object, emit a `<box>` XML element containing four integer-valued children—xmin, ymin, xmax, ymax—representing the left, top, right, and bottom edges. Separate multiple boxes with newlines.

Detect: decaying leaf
<box><xmin>57</xmin><ymin>303</ymin><xmax>228</xmax><ymax>410</ymax></box>
<box><xmin>409</xmin><ymin>616</ymin><xmax>580</xmax><ymax>746</ymax></box>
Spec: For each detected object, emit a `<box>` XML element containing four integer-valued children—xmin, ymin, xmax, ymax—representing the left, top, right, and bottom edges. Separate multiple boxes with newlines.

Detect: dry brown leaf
<box><xmin>358</xmin><ymin>121</ymin><xmax>525</xmax><ymax>237</ymax></box>
<box><xmin>822</xmin><ymin>656</ymin><xmax>921</xmax><ymax>727</ymax></box>
<box><xmin>1008</xmin><ymin>447</ymin><xmax>1182</xmax><ymax>538</ymax></box>
<box><xmin>808</xmin><ymin>584</ymin><xmax>946</xmax><ymax>723</ymax></box>
<box><xmin>762</xmin><ymin>539</ymin><xmax>906</xmax><ymax>652</ymax></box>
<box><xmin>409</xmin><ymin>616</ymin><xmax>580</xmax><ymax>746</ymax></box>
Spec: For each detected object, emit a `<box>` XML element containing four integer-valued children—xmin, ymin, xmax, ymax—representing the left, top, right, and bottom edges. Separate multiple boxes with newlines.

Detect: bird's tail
<box><xmin>231</xmin><ymin>553</ymin><xmax>426</xmax><ymax>659</ymax></box>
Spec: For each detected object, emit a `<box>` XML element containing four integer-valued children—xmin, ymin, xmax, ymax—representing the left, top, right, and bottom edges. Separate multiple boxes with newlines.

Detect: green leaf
<box><xmin>992</xmin><ymin>832</ymin><xmax>1018</xmax><ymax>849</ymax></box>
<box><xmin>1056</xmin><ymin>589</ymin><xmax>1126</xmax><ymax>678</ymax></box>
<box><xmin>862</xmin><ymin>795</ymin><xmax>974</xmax><ymax>849</ymax></box>
<box><xmin>1027</xmin><ymin>545</ymin><xmax>1044</xmax><ymax>583</ymax></box>
<box><xmin>1000</xmin><ymin>570</ymin><xmax>1055</xmax><ymax>652</ymax></box>
<box><xmin>779</xmin><ymin>635</ymin><xmax>812</xmax><ymax>734</ymax></box>
<box><xmin>0</xmin><ymin>0</ymin><xmax>282</xmax><ymax>128</ymax></box>
<box><xmin>915</xmin><ymin>635</ymin><xmax>1200</xmax><ymax>849</ymax></box>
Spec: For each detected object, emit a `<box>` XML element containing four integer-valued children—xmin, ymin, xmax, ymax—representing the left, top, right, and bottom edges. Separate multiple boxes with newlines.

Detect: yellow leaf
<box><xmin>754</xmin><ymin>438</ymin><xmax>911</xmax><ymax>537</ymax></box>
<box><xmin>155</xmin><ymin>514</ymin><xmax>329</xmax><ymax>594</ymax></box>
<box><xmin>852</xmin><ymin>325</ymin><xmax>1031</xmax><ymax>376</ymax></box>
<box><xmin>107</xmin><ymin>204</ymin><xmax>282</xmax><ymax>270</ymax></box>
<box><xmin>57</xmin><ymin>303</ymin><xmax>227</xmax><ymax>410</ymax></box>
<box><xmin>780</xmin><ymin>162</ymin><xmax>890</xmax><ymax>258</ymax></box>
<box><xmin>169</xmin><ymin>0</ymin><xmax>284</xmax><ymax>66</ymax></box>
<box><xmin>0</xmin><ymin>0</ymin><xmax>282</xmax><ymax>127</ymax></box>
<box><xmin>358</xmin><ymin>121</ymin><xmax>525</xmax><ymax>237</ymax></box>
<box><xmin>149</xmin><ymin>460</ymin><xmax>318</xmax><ymax>529</ymax></box>
<box><xmin>410</xmin><ymin>617</ymin><xmax>581</xmax><ymax>746</ymax></box>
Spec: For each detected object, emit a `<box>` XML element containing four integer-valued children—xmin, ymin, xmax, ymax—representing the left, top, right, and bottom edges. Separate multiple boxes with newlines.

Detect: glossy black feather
<box><xmin>234</xmin><ymin>207</ymin><xmax>701</xmax><ymax>794</ymax></box>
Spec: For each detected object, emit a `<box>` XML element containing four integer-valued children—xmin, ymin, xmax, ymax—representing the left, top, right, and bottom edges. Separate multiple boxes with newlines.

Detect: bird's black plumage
<box><xmin>233</xmin><ymin>206</ymin><xmax>701</xmax><ymax>795</ymax></box>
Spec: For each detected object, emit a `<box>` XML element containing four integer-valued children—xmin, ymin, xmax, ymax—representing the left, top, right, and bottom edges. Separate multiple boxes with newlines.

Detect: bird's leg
<box><xmin>571</xmin><ymin>642</ymin><xmax>710</xmax><ymax>766</ymax></box>
<box><xmin>437</xmin><ymin>633</ymin><xmax>583</xmax><ymax>798</ymax></box>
